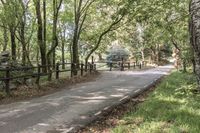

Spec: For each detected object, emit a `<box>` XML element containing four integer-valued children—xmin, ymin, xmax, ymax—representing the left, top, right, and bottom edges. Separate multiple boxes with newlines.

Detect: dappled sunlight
<box><xmin>110</xmin><ymin>94</ymin><xmax>124</xmax><ymax>98</ymax></box>
<box><xmin>37</xmin><ymin>123</ymin><xmax>50</xmax><ymax>127</ymax></box>
<box><xmin>174</xmin><ymin>84</ymin><xmax>197</xmax><ymax>97</ymax></box>
<box><xmin>79</xmin><ymin>100</ymin><xmax>105</xmax><ymax>104</ymax></box>
<box><xmin>119</xmin><ymin>98</ymin><xmax>200</xmax><ymax>133</ymax></box>
<box><xmin>46</xmin><ymin>102</ymin><xmax>60</xmax><ymax>107</ymax></box>
<box><xmin>0</xmin><ymin>65</ymin><xmax>174</xmax><ymax>133</ymax></box>
<box><xmin>69</xmin><ymin>95</ymin><xmax>108</xmax><ymax>100</ymax></box>
<box><xmin>133</xmin><ymin>121</ymin><xmax>175</xmax><ymax>133</ymax></box>
<box><xmin>0</xmin><ymin>0</ymin><xmax>194</xmax><ymax>132</ymax></box>
<box><xmin>112</xmin><ymin>71</ymin><xmax>200</xmax><ymax>133</ymax></box>
<box><xmin>116</xmin><ymin>88</ymin><xmax>131</xmax><ymax>92</ymax></box>
<box><xmin>155</xmin><ymin>95</ymin><xmax>187</xmax><ymax>105</ymax></box>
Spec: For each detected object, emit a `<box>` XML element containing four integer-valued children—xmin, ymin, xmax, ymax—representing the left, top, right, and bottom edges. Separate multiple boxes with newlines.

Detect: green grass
<box><xmin>112</xmin><ymin>71</ymin><xmax>200</xmax><ymax>133</ymax></box>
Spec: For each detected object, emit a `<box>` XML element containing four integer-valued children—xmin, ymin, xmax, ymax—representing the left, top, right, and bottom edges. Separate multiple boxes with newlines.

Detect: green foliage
<box><xmin>0</xmin><ymin>0</ymin><xmax>192</xmax><ymax>66</ymax></box>
<box><xmin>112</xmin><ymin>71</ymin><xmax>200</xmax><ymax>133</ymax></box>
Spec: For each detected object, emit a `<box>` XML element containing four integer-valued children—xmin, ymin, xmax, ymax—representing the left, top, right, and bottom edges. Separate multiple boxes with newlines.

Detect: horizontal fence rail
<box><xmin>95</xmin><ymin>61</ymin><xmax>147</xmax><ymax>71</ymax></box>
<box><xmin>0</xmin><ymin>56</ymin><xmax>148</xmax><ymax>96</ymax></box>
<box><xmin>0</xmin><ymin>62</ymin><xmax>96</xmax><ymax>95</ymax></box>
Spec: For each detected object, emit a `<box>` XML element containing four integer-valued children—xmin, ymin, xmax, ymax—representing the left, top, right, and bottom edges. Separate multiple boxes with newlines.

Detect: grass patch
<box><xmin>112</xmin><ymin>71</ymin><xmax>200</xmax><ymax>133</ymax></box>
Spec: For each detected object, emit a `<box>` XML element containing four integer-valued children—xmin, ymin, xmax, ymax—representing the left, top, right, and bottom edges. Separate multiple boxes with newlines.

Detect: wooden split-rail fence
<box><xmin>0</xmin><ymin>62</ymin><xmax>96</xmax><ymax>95</ymax></box>
<box><xmin>0</xmin><ymin>56</ymin><xmax>147</xmax><ymax>96</ymax></box>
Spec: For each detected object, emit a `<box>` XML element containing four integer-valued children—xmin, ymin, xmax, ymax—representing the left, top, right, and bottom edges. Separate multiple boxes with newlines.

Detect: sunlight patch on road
<box><xmin>110</xmin><ymin>94</ymin><xmax>124</xmax><ymax>98</ymax></box>
<box><xmin>68</xmin><ymin>96</ymin><xmax>108</xmax><ymax>100</ymax></box>
<box><xmin>95</xmin><ymin>111</ymin><xmax>102</xmax><ymax>116</ymax></box>
<box><xmin>134</xmin><ymin>89</ymin><xmax>140</xmax><ymax>93</ymax></box>
<box><xmin>37</xmin><ymin>123</ymin><xmax>49</xmax><ymax>127</ymax></box>
<box><xmin>46</xmin><ymin>102</ymin><xmax>60</xmax><ymax>106</ymax></box>
<box><xmin>120</xmin><ymin>96</ymin><xmax>129</xmax><ymax>101</ymax></box>
<box><xmin>0</xmin><ymin>121</ymin><xmax>6</xmax><ymax>126</ymax></box>
<box><xmin>79</xmin><ymin>100</ymin><xmax>105</xmax><ymax>104</ymax></box>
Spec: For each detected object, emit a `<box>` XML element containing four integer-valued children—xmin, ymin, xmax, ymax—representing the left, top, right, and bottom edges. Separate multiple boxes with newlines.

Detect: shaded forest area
<box><xmin>0</xmin><ymin>0</ymin><xmax>200</xmax><ymax>90</ymax></box>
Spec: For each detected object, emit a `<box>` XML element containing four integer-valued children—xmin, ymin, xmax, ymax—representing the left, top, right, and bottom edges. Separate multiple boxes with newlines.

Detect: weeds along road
<box><xmin>0</xmin><ymin>65</ymin><xmax>173</xmax><ymax>133</ymax></box>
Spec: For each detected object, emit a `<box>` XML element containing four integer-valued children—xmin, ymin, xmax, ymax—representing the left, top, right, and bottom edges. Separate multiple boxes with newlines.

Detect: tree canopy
<box><xmin>0</xmin><ymin>0</ymin><xmax>195</xmax><ymax>79</ymax></box>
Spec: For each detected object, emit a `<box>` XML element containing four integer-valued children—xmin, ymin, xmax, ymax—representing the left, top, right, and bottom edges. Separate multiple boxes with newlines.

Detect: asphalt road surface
<box><xmin>0</xmin><ymin>65</ymin><xmax>173</xmax><ymax>133</ymax></box>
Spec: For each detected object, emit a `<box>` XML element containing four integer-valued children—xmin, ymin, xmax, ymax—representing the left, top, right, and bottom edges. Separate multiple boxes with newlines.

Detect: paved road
<box><xmin>0</xmin><ymin>65</ymin><xmax>173</xmax><ymax>133</ymax></box>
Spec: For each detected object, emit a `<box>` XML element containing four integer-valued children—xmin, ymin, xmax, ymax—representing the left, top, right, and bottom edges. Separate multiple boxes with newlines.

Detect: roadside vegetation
<box><xmin>0</xmin><ymin>72</ymin><xmax>99</xmax><ymax>104</ymax></box>
<box><xmin>111</xmin><ymin>71</ymin><xmax>200</xmax><ymax>133</ymax></box>
<box><xmin>2</xmin><ymin>0</ymin><xmax>200</xmax><ymax>97</ymax></box>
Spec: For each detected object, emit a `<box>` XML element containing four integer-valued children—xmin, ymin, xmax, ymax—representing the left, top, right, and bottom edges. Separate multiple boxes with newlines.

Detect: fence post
<box><xmin>62</xmin><ymin>60</ymin><xmax>65</xmax><ymax>69</ymax></box>
<box><xmin>71</xmin><ymin>63</ymin><xmax>74</xmax><ymax>77</ymax></box>
<box><xmin>48</xmin><ymin>66</ymin><xmax>52</xmax><ymax>81</ymax></box>
<box><xmin>92</xmin><ymin>56</ymin><xmax>94</xmax><ymax>64</ymax></box>
<box><xmin>139</xmin><ymin>62</ymin><xmax>142</xmax><ymax>69</ymax></box>
<box><xmin>89</xmin><ymin>63</ymin><xmax>92</xmax><ymax>73</ymax></box>
<box><xmin>91</xmin><ymin>56</ymin><xmax>94</xmax><ymax>70</ymax></box>
<box><xmin>56</xmin><ymin>62</ymin><xmax>60</xmax><ymax>79</ymax></box>
<box><xmin>121</xmin><ymin>58</ymin><xmax>124</xmax><ymax>71</ymax></box>
<box><xmin>36</xmin><ymin>64</ymin><xmax>41</xmax><ymax>86</ymax></box>
<box><xmin>94</xmin><ymin>64</ymin><xmax>96</xmax><ymax>71</ymax></box>
<box><xmin>128</xmin><ymin>62</ymin><xmax>130</xmax><ymax>69</ymax></box>
<box><xmin>133</xmin><ymin>62</ymin><xmax>136</xmax><ymax>69</ymax></box>
<box><xmin>109</xmin><ymin>62</ymin><xmax>112</xmax><ymax>71</ymax></box>
<box><xmin>88</xmin><ymin>62</ymin><xmax>90</xmax><ymax>72</ymax></box>
<box><xmin>84</xmin><ymin>62</ymin><xmax>87</xmax><ymax>72</ymax></box>
<box><xmin>81</xmin><ymin>63</ymin><xmax>84</xmax><ymax>76</ymax></box>
<box><xmin>5</xmin><ymin>67</ymin><xmax>10</xmax><ymax>96</ymax></box>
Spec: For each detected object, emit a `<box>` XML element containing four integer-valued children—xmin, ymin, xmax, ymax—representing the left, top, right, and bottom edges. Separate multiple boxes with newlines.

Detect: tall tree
<box><xmin>83</xmin><ymin>0</ymin><xmax>134</xmax><ymax>64</ymax></box>
<box><xmin>43</xmin><ymin>0</ymin><xmax>47</xmax><ymax>66</ymax></box>
<box><xmin>34</xmin><ymin>0</ymin><xmax>46</xmax><ymax>69</ymax></box>
<box><xmin>72</xmin><ymin>0</ymin><xmax>95</xmax><ymax>75</ymax></box>
<box><xmin>47</xmin><ymin>0</ymin><xmax>63</xmax><ymax>71</ymax></box>
<box><xmin>189</xmin><ymin>0</ymin><xmax>200</xmax><ymax>90</ymax></box>
<box><xmin>0</xmin><ymin>0</ymin><xmax>18</xmax><ymax>61</ymax></box>
<box><xmin>2</xmin><ymin>23</ymin><xmax>8</xmax><ymax>51</ymax></box>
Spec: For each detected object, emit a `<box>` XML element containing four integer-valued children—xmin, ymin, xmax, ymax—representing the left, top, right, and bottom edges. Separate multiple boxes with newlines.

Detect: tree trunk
<box><xmin>17</xmin><ymin>44</ymin><xmax>21</xmax><ymax>60</ymax></box>
<box><xmin>19</xmin><ymin>18</ymin><xmax>27</xmax><ymax>66</ymax></box>
<box><xmin>97</xmin><ymin>53</ymin><xmax>103</xmax><ymax>61</ymax></box>
<box><xmin>10</xmin><ymin>27</ymin><xmax>16</xmax><ymax>61</ymax></box>
<box><xmin>61</xmin><ymin>40</ymin><xmax>65</xmax><ymax>69</ymax></box>
<box><xmin>43</xmin><ymin>0</ymin><xmax>46</xmax><ymax>55</ymax></box>
<box><xmin>21</xmin><ymin>26</ymin><xmax>26</xmax><ymax>66</ymax></box>
<box><xmin>17</xmin><ymin>0</ymin><xmax>27</xmax><ymax>66</ymax></box>
<box><xmin>72</xmin><ymin>21</ymin><xmax>80</xmax><ymax>73</ymax></box>
<box><xmin>47</xmin><ymin>0</ymin><xmax>63</xmax><ymax>74</ymax></box>
<box><xmin>72</xmin><ymin>0</ymin><xmax>82</xmax><ymax>75</ymax></box>
<box><xmin>3</xmin><ymin>25</ymin><xmax>8</xmax><ymax>51</ymax></box>
<box><xmin>150</xmin><ymin>47</ymin><xmax>156</xmax><ymax>64</ymax></box>
<box><xmin>85</xmin><ymin>15</ymin><xmax>125</xmax><ymax>66</ymax></box>
<box><xmin>155</xmin><ymin>44</ymin><xmax>160</xmax><ymax>65</ymax></box>
<box><xmin>36</xmin><ymin>46</ymin><xmax>39</xmax><ymax>64</ymax></box>
<box><xmin>43</xmin><ymin>0</ymin><xmax>47</xmax><ymax>71</ymax></box>
<box><xmin>53</xmin><ymin>49</ymin><xmax>56</xmax><ymax>69</ymax></box>
<box><xmin>141</xmin><ymin>49</ymin><xmax>145</xmax><ymax>62</ymax></box>
<box><xmin>190</xmin><ymin>0</ymin><xmax>200</xmax><ymax>90</ymax></box>
<box><xmin>192</xmin><ymin>58</ymin><xmax>196</xmax><ymax>73</ymax></box>
<box><xmin>72</xmin><ymin>33</ymin><xmax>79</xmax><ymax>75</ymax></box>
<box><xmin>60</xmin><ymin>23</ymin><xmax>67</xmax><ymax>69</ymax></box>
<box><xmin>34</xmin><ymin>0</ymin><xmax>46</xmax><ymax>71</ymax></box>
<box><xmin>182</xmin><ymin>59</ymin><xmax>187</xmax><ymax>73</ymax></box>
